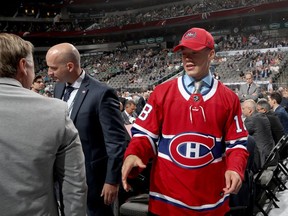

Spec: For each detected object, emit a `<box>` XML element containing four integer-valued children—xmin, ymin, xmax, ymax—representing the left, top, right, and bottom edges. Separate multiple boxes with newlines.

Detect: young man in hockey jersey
<box><xmin>121</xmin><ymin>27</ymin><xmax>249</xmax><ymax>216</ymax></box>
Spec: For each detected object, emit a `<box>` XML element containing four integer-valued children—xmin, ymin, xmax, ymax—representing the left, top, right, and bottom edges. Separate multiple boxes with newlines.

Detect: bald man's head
<box><xmin>46</xmin><ymin>43</ymin><xmax>82</xmax><ymax>84</ymax></box>
<box><xmin>47</xmin><ymin>43</ymin><xmax>81</xmax><ymax>66</ymax></box>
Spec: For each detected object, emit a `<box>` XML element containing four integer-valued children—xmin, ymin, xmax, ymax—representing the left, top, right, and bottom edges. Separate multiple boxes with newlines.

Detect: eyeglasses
<box><xmin>35</xmin><ymin>80</ymin><xmax>44</xmax><ymax>84</ymax></box>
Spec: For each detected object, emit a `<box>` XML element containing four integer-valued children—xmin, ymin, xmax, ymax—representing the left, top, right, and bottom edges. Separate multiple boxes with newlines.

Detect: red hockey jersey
<box><xmin>125</xmin><ymin>77</ymin><xmax>249</xmax><ymax>216</ymax></box>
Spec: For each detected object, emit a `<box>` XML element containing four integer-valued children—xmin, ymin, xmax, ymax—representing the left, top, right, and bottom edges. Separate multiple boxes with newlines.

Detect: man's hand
<box><xmin>223</xmin><ymin>170</ymin><xmax>242</xmax><ymax>195</ymax></box>
<box><xmin>101</xmin><ymin>183</ymin><xmax>119</xmax><ymax>205</ymax></box>
<box><xmin>121</xmin><ymin>155</ymin><xmax>146</xmax><ymax>192</ymax></box>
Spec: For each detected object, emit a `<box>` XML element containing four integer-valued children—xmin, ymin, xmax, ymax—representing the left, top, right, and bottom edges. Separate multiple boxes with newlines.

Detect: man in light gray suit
<box><xmin>0</xmin><ymin>34</ymin><xmax>87</xmax><ymax>215</ymax></box>
<box><xmin>121</xmin><ymin>100</ymin><xmax>138</xmax><ymax>125</ymax></box>
<box><xmin>238</xmin><ymin>72</ymin><xmax>260</xmax><ymax>102</ymax></box>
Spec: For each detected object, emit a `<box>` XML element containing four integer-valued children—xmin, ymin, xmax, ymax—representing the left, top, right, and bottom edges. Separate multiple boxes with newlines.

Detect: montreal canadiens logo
<box><xmin>169</xmin><ymin>133</ymin><xmax>215</xmax><ymax>168</ymax></box>
<box><xmin>184</xmin><ymin>31</ymin><xmax>196</xmax><ymax>39</ymax></box>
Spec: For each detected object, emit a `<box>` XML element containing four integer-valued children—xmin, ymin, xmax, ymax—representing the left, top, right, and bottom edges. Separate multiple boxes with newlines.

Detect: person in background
<box><xmin>136</xmin><ymin>91</ymin><xmax>150</xmax><ymax>115</ymax></box>
<box><xmin>242</xmin><ymin>99</ymin><xmax>275</xmax><ymax>173</ymax></box>
<box><xmin>122</xmin><ymin>27</ymin><xmax>249</xmax><ymax>216</ymax></box>
<box><xmin>0</xmin><ymin>33</ymin><xmax>87</xmax><ymax>215</ymax></box>
<box><xmin>267</xmin><ymin>78</ymin><xmax>277</xmax><ymax>93</ymax></box>
<box><xmin>46</xmin><ymin>42</ymin><xmax>127</xmax><ymax>216</ymax></box>
<box><xmin>238</xmin><ymin>72</ymin><xmax>260</xmax><ymax>102</ymax></box>
<box><xmin>268</xmin><ymin>91</ymin><xmax>288</xmax><ymax>134</ymax></box>
<box><xmin>279</xmin><ymin>87</ymin><xmax>288</xmax><ymax>112</ymax></box>
<box><xmin>256</xmin><ymin>98</ymin><xmax>284</xmax><ymax>144</ymax></box>
<box><xmin>257</xmin><ymin>98</ymin><xmax>287</xmax><ymax>161</ymax></box>
<box><xmin>117</xmin><ymin>90</ymin><xmax>127</xmax><ymax>112</ymax></box>
<box><xmin>30</xmin><ymin>75</ymin><xmax>45</xmax><ymax>94</ymax></box>
<box><xmin>122</xmin><ymin>100</ymin><xmax>138</xmax><ymax>125</ymax></box>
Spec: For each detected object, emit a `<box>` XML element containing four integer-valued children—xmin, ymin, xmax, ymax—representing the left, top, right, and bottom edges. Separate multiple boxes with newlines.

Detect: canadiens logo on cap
<box><xmin>184</xmin><ymin>31</ymin><xmax>197</xmax><ymax>39</ymax></box>
<box><xmin>173</xmin><ymin>27</ymin><xmax>214</xmax><ymax>52</ymax></box>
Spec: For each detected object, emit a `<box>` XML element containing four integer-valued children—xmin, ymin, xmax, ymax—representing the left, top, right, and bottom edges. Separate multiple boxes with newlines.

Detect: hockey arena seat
<box><xmin>119</xmin><ymin>193</ymin><xmax>149</xmax><ymax>216</ymax></box>
<box><xmin>119</xmin><ymin>162</ymin><xmax>152</xmax><ymax>216</ymax></box>
<box><xmin>253</xmin><ymin>134</ymin><xmax>288</xmax><ymax>216</ymax></box>
<box><xmin>278</xmin><ymin>134</ymin><xmax>288</xmax><ymax>174</ymax></box>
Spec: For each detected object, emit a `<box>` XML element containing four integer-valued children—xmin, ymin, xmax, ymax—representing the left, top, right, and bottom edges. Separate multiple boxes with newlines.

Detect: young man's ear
<box><xmin>208</xmin><ymin>49</ymin><xmax>215</xmax><ymax>60</ymax></box>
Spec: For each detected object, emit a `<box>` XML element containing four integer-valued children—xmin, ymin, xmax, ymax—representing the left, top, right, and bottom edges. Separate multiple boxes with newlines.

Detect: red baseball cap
<box><xmin>173</xmin><ymin>27</ymin><xmax>214</xmax><ymax>52</ymax></box>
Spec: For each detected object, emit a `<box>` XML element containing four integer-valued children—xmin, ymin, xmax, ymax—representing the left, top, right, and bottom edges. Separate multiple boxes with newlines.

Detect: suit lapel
<box><xmin>54</xmin><ymin>83</ymin><xmax>66</xmax><ymax>99</ymax></box>
<box><xmin>251</xmin><ymin>83</ymin><xmax>256</xmax><ymax>93</ymax></box>
<box><xmin>125</xmin><ymin>113</ymin><xmax>130</xmax><ymax>123</ymax></box>
<box><xmin>70</xmin><ymin>75</ymin><xmax>89</xmax><ymax>121</ymax></box>
<box><xmin>122</xmin><ymin>112</ymin><xmax>129</xmax><ymax>124</ymax></box>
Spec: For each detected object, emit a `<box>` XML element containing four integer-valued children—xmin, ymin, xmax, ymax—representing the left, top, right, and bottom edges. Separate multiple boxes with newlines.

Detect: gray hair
<box><xmin>257</xmin><ymin>98</ymin><xmax>271</xmax><ymax>112</ymax></box>
<box><xmin>0</xmin><ymin>33</ymin><xmax>34</xmax><ymax>78</ymax></box>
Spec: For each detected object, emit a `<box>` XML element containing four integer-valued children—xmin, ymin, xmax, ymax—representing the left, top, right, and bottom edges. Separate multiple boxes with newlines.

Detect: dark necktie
<box><xmin>63</xmin><ymin>85</ymin><xmax>75</xmax><ymax>102</ymax></box>
<box><xmin>247</xmin><ymin>84</ymin><xmax>251</xmax><ymax>95</ymax></box>
<box><xmin>193</xmin><ymin>81</ymin><xmax>203</xmax><ymax>94</ymax></box>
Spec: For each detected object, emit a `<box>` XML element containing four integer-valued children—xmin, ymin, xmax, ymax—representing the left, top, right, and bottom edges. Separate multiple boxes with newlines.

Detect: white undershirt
<box><xmin>65</xmin><ymin>70</ymin><xmax>85</xmax><ymax>116</ymax></box>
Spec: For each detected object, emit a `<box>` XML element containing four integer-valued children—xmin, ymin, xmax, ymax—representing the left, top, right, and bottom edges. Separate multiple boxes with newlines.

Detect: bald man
<box><xmin>46</xmin><ymin>43</ymin><xmax>127</xmax><ymax>216</ymax></box>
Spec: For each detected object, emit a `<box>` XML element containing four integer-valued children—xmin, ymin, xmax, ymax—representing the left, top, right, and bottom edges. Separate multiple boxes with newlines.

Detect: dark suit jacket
<box><xmin>230</xmin><ymin>135</ymin><xmax>255</xmax><ymax>208</ymax></box>
<box><xmin>275</xmin><ymin>105</ymin><xmax>288</xmax><ymax>134</ymax></box>
<box><xmin>119</xmin><ymin>96</ymin><xmax>127</xmax><ymax>112</ymax></box>
<box><xmin>280</xmin><ymin>97</ymin><xmax>288</xmax><ymax>112</ymax></box>
<box><xmin>244</xmin><ymin>112</ymin><xmax>275</xmax><ymax>172</ymax></box>
<box><xmin>54</xmin><ymin>74</ymin><xmax>126</xmax><ymax>213</ymax></box>
<box><xmin>265</xmin><ymin>110</ymin><xmax>285</xmax><ymax>144</ymax></box>
<box><xmin>136</xmin><ymin>96</ymin><xmax>146</xmax><ymax>115</ymax></box>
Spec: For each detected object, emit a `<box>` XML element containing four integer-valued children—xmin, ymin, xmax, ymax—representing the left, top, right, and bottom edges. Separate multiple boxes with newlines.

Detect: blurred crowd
<box><xmin>0</xmin><ymin>0</ymin><xmax>285</xmax><ymax>34</ymax></box>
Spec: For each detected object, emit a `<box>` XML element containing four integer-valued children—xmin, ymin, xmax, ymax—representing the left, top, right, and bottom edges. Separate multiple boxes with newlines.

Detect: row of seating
<box><xmin>252</xmin><ymin>134</ymin><xmax>288</xmax><ymax>216</ymax></box>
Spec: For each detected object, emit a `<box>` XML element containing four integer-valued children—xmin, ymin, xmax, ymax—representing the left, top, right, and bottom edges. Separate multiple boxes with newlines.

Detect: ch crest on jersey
<box><xmin>169</xmin><ymin>133</ymin><xmax>215</xmax><ymax>169</ymax></box>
